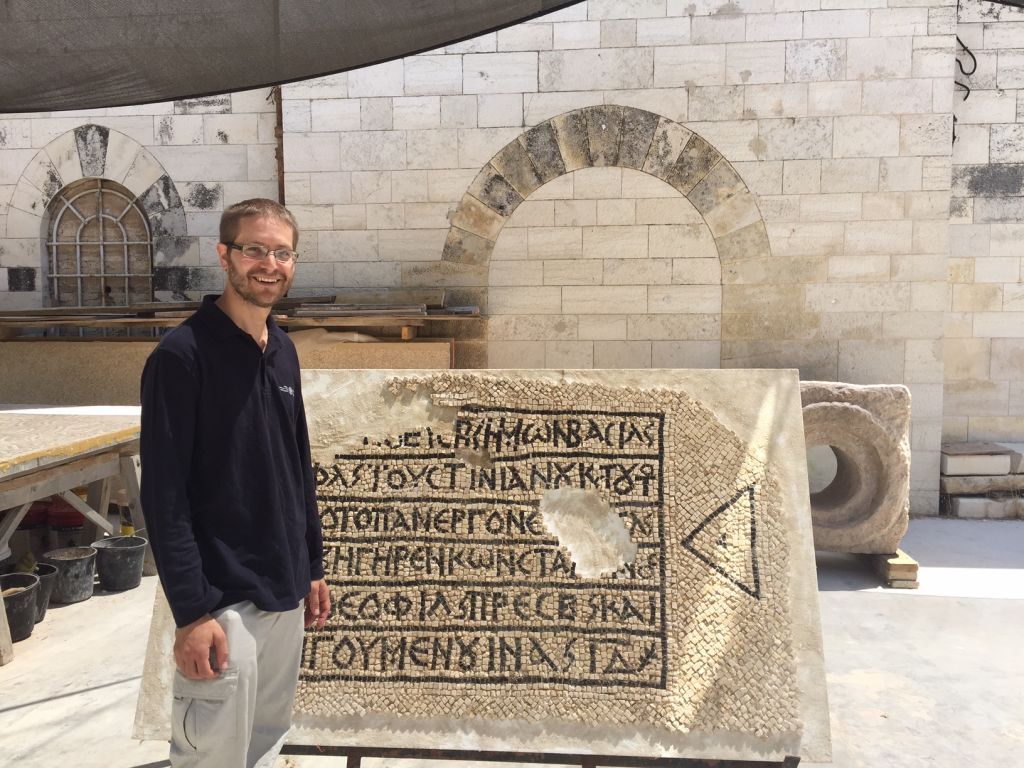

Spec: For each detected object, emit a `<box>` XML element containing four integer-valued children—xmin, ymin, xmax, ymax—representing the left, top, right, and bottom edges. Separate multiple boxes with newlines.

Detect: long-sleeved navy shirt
<box><xmin>140</xmin><ymin>295</ymin><xmax>324</xmax><ymax>628</ymax></box>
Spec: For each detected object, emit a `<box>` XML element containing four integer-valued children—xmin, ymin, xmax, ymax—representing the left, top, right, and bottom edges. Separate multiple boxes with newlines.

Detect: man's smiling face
<box><xmin>217</xmin><ymin>215</ymin><xmax>296</xmax><ymax>309</ymax></box>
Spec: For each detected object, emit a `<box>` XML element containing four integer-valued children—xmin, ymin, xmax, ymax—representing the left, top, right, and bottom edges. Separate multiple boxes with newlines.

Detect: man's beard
<box><xmin>226</xmin><ymin>259</ymin><xmax>289</xmax><ymax>308</ymax></box>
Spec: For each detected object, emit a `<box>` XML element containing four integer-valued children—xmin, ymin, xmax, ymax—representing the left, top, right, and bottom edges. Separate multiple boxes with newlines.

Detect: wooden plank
<box><xmin>866</xmin><ymin>548</ymin><xmax>919</xmax><ymax>589</ymax></box>
<box><xmin>57</xmin><ymin>489</ymin><xmax>114</xmax><ymax>536</ymax></box>
<box><xmin>0</xmin><ymin>588</ymin><xmax>12</xmax><ymax>666</ymax></box>
<box><xmin>0</xmin><ymin>452</ymin><xmax>121</xmax><ymax>509</ymax></box>
<box><xmin>0</xmin><ymin>294</ymin><xmax>336</xmax><ymax>318</ymax></box>
<box><xmin>0</xmin><ymin>502</ymin><xmax>33</xmax><ymax>560</ymax></box>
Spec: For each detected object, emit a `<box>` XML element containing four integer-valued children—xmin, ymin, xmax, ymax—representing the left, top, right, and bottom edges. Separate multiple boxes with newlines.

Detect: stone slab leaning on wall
<box><xmin>136</xmin><ymin>369</ymin><xmax>830</xmax><ymax>763</ymax></box>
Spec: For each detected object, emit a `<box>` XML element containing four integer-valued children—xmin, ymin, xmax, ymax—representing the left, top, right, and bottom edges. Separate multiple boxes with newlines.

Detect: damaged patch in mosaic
<box><xmin>296</xmin><ymin>373</ymin><xmax>798</xmax><ymax>740</ymax></box>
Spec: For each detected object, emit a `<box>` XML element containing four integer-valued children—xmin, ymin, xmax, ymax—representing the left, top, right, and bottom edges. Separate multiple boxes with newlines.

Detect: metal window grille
<box><xmin>45</xmin><ymin>178</ymin><xmax>153</xmax><ymax>308</ymax></box>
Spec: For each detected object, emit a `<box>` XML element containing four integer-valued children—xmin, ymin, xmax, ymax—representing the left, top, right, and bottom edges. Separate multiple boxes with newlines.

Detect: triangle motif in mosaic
<box><xmin>682</xmin><ymin>483</ymin><xmax>762</xmax><ymax>600</ymax></box>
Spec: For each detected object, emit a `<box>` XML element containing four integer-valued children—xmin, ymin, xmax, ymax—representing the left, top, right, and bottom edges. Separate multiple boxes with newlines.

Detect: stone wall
<box><xmin>947</xmin><ymin>1</ymin><xmax>1024</xmax><ymax>443</ymax></box>
<box><xmin>281</xmin><ymin>0</ymin><xmax>958</xmax><ymax>514</ymax></box>
<box><xmin>0</xmin><ymin>89</ymin><xmax>278</xmax><ymax>307</ymax></box>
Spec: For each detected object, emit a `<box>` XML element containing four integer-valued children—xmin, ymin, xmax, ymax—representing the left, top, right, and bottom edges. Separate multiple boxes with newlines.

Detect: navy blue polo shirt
<box><xmin>140</xmin><ymin>295</ymin><xmax>324</xmax><ymax>628</ymax></box>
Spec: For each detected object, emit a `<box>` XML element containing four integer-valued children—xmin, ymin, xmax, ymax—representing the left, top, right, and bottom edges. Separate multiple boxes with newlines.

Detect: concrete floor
<box><xmin>1</xmin><ymin>518</ymin><xmax>1021</xmax><ymax>768</ymax></box>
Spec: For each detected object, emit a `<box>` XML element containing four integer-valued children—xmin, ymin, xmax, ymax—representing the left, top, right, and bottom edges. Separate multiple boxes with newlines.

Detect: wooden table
<box><xmin>0</xmin><ymin>405</ymin><xmax>142</xmax><ymax>665</ymax></box>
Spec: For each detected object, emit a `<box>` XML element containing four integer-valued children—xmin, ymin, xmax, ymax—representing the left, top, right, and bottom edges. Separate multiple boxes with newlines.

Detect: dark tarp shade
<box><xmin>0</xmin><ymin>1</ymin><xmax>584</xmax><ymax>114</ymax></box>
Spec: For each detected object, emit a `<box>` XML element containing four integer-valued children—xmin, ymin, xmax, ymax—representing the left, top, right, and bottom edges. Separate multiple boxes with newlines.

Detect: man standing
<box><xmin>140</xmin><ymin>199</ymin><xmax>329</xmax><ymax>768</ymax></box>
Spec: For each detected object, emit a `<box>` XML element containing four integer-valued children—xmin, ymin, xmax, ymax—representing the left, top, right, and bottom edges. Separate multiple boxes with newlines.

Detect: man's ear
<box><xmin>216</xmin><ymin>242</ymin><xmax>230</xmax><ymax>270</ymax></box>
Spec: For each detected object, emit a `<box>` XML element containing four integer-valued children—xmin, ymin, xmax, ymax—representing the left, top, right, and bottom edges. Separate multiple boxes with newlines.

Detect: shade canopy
<box><xmin>0</xmin><ymin>0</ymin><xmax>583</xmax><ymax>113</ymax></box>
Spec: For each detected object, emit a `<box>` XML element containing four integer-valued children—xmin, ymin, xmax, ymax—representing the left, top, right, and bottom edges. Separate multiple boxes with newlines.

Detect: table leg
<box><xmin>0</xmin><ymin>588</ymin><xmax>12</xmax><ymax>665</ymax></box>
<box><xmin>119</xmin><ymin>455</ymin><xmax>156</xmax><ymax>576</ymax></box>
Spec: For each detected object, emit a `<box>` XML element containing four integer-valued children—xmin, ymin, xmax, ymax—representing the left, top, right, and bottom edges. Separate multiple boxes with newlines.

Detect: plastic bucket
<box><xmin>91</xmin><ymin>536</ymin><xmax>147</xmax><ymax>592</ymax></box>
<box><xmin>1</xmin><ymin>572</ymin><xmax>40</xmax><ymax>642</ymax></box>
<box><xmin>44</xmin><ymin>546</ymin><xmax>97</xmax><ymax>604</ymax></box>
<box><xmin>33</xmin><ymin>562</ymin><xmax>59</xmax><ymax>622</ymax></box>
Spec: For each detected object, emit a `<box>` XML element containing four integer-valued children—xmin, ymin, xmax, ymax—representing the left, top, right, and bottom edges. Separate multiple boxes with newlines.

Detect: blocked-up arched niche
<box><xmin>4</xmin><ymin>124</ymin><xmax>195</xmax><ymax>303</ymax></box>
<box><xmin>435</xmin><ymin>105</ymin><xmax>772</xmax><ymax>367</ymax></box>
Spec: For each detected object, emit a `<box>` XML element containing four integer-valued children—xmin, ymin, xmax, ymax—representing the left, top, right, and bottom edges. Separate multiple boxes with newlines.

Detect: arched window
<box><xmin>45</xmin><ymin>178</ymin><xmax>153</xmax><ymax>307</ymax></box>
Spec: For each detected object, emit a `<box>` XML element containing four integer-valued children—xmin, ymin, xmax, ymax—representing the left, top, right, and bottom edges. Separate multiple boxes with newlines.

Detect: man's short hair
<box><xmin>220</xmin><ymin>198</ymin><xmax>300</xmax><ymax>248</ymax></box>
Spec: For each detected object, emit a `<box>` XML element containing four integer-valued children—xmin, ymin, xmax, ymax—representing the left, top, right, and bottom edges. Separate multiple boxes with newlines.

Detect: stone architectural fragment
<box><xmin>800</xmin><ymin>381</ymin><xmax>911</xmax><ymax>554</ymax></box>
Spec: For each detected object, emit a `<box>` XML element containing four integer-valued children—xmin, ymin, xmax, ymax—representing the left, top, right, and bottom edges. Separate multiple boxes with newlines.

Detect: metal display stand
<box><xmin>280</xmin><ymin>745</ymin><xmax>800</xmax><ymax>767</ymax></box>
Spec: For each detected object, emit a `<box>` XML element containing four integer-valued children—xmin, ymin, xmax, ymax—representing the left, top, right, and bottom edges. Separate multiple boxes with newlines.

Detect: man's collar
<box><xmin>196</xmin><ymin>294</ymin><xmax>280</xmax><ymax>348</ymax></box>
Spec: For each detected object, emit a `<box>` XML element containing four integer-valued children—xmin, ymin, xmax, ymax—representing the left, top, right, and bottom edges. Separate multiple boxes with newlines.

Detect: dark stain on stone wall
<box><xmin>153</xmin><ymin>266</ymin><xmax>199</xmax><ymax>292</ymax></box>
<box><xmin>216</xmin><ymin>130</ymin><xmax>229</xmax><ymax>144</ymax></box>
<box><xmin>140</xmin><ymin>175</ymin><xmax>187</xmax><ymax>237</ymax></box>
<box><xmin>952</xmin><ymin>164</ymin><xmax>1024</xmax><ymax>198</ymax></box>
<box><xmin>154</xmin><ymin>236</ymin><xmax>197</xmax><ymax>265</ymax></box>
<box><xmin>185</xmin><ymin>183</ymin><xmax>223</xmax><ymax>210</ymax></box>
<box><xmin>175</xmin><ymin>95</ymin><xmax>231</xmax><ymax>114</ymax></box>
<box><xmin>75</xmin><ymin>124</ymin><xmax>109</xmax><ymax>177</ymax></box>
<box><xmin>7</xmin><ymin>267</ymin><xmax>36</xmax><ymax>292</ymax></box>
<box><xmin>156</xmin><ymin>116</ymin><xmax>175</xmax><ymax>144</ymax></box>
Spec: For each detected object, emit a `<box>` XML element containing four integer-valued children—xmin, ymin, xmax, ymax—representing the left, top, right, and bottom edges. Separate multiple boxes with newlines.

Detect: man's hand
<box><xmin>174</xmin><ymin>615</ymin><xmax>228</xmax><ymax>679</ymax></box>
<box><xmin>305</xmin><ymin>578</ymin><xmax>331</xmax><ymax>629</ymax></box>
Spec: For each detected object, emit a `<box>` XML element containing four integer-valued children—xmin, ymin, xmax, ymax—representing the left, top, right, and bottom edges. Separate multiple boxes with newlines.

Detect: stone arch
<box><xmin>441</xmin><ymin>105</ymin><xmax>772</xmax><ymax>274</ymax></box>
<box><xmin>5</xmin><ymin>124</ymin><xmax>194</xmax><ymax>300</ymax></box>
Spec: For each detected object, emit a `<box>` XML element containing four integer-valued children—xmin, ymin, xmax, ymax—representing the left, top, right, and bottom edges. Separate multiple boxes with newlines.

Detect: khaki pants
<box><xmin>170</xmin><ymin>601</ymin><xmax>304</xmax><ymax>768</ymax></box>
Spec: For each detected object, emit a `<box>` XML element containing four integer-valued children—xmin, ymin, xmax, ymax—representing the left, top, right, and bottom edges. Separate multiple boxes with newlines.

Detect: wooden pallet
<box><xmin>865</xmin><ymin>548</ymin><xmax>919</xmax><ymax>589</ymax></box>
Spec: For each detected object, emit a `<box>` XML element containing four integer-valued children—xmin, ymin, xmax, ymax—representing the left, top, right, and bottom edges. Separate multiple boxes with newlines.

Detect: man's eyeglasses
<box><xmin>225</xmin><ymin>242</ymin><xmax>299</xmax><ymax>264</ymax></box>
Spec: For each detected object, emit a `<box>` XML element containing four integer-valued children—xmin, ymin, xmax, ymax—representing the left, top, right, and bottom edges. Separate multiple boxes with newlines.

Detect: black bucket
<box><xmin>91</xmin><ymin>536</ymin><xmax>147</xmax><ymax>591</ymax></box>
<box><xmin>44</xmin><ymin>546</ymin><xmax>97</xmax><ymax>604</ymax></box>
<box><xmin>1</xmin><ymin>572</ymin><xmax>40</xmax><ymax>642</ymax></box>
<box><xmin>33</xmin><ymin>562</ymin><xmax>59</xmax><ymax>622</ymax></box>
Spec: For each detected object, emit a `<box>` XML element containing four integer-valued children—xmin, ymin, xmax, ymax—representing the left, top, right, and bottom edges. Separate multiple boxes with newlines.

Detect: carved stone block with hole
<box><xmin>800</xmin><ymin>381</ymin><xmax>910</xmax><ymax>554</ymax></box>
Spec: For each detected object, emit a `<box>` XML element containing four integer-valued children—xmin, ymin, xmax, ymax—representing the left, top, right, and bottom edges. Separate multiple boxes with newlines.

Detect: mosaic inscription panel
<box><xmin>297</xmin><ymin>373</ymin><xmax>800</xmax><ymax>740</ymax></box>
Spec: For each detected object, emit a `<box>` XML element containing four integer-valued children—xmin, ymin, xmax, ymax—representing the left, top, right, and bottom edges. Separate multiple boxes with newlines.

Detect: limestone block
<box><xmin>807</xmin><ymin>82</ymin><xmax>862</xmax><ymax>117</ymax></box>
<box><xmin>940</xmin><ymin>474</ymin><xmax>1024</xmax><ymax>495</ymax></box>
<box><xmin>800</xmin><ymin>381</ymin><xmax>911</xmax><ymax>553</ymax></box>
<box><xmin>539</xmin><ymin>48</ymin><xmax>654</xmax><ymax>91</ymax></box>
<box><xmin>726</xmin><ymin>42</ymin><xmax>786</xmax><ymax>85</ymax></box>
<box><xmin>310</xmin><ymin>99</ymin><xmax>361</xmax><ymax>132</ymax></box>
<box><xmin>477</xmin><ymin>94</ymin><xmax>523</xmax><ymax>128</ymax></box>
<box><xmin>563</xmin><ymin>284</ymin><xmax>648</xmax><ymax>314</ymax></box>
<box><xmin>637</xmin><ymin>16</ymin><xmax>691</xmax><ymax>45</ymax></box>
<box><xmin>758</xmin><ymin>117</ymin><xmax>833</xmax><ymax>160</ymax></box>
<box><xmin>441</xmin><ymin>226</ymin><xmax>495</xmax><ymax>266</ymax></box>
<box><xmin>692</xmin><ymin>15</ymin><xmax>746</xmax><ymax>44</ymax></box>
<box><xmin>743</xmin><ymin>84</ymin><xmax>808</xmax><ymax>119</ymax></box>
<box><xmin>468</xmin><ymin>165</ymin><xmax>525</xmax><ymax>217</ymax></box>
<box><xmin>713</xmin><ymin>220</ymin><xmax>770</xmax><ymax>263</ymax></box>
<box><xmin>641</xmin><ymin>117</ymin><xmax>694</xmax><ymax>180</ymax></box>
<box><xmin>550</xmin><ymin>109</ymin><xmax>593</xmax><ymax>172</ymax></box>
<box><xmin>592</xmin><ymin>339</ymin><xmax>652</xmax><ymax>366</ymax></box>
<box><xmin>543</xmin><ymin>339</ymin><xmax>593</xmax><ymax>367</ymax></box>
<box><xmin>605</xmin><ymin>257</ymin><xmax>672</xmax><ymax>285</ymax></box>
<box><xmin>553</xmin><ymin>20</ymin><xmax>602</xmax><ymax>49</ymax></box>
<box><xmin>689</xmin><ymin>85</ymin><xmax>744</xmax><ymax>121</ymax></box>
<box><xmin>405</xmin><ymin>55</ymin><xmax>463</xmax><ymax>96</ymax></box>
<box><xmin>400</xmin><ymin>260</ymin><xmax>487</xmax><ymax>288</ymax></box>
<box><xmin>940</xmin><ymin>443</ymin><xmax>1013</xmax><ymax>476</ymax></box>
<box><xmin>803</xmin><ymin>10</ymin><xmax>869</xmax><ymax>38</ymax></box>
<box><xmin>653</xmin><ymin>45</ymin><xmax>727</xmax><ymax>87</ymax></box>
<box><xmin>847</xmin><ymin>37</ymin><xmax>912</xmax><ymax>80</ymax></box>
<box><xmin>338</xmin><ymin>131</ymin><xmax>407</xmax><ymax>171</ymax></box>
<box><xmin>149</xmin><ymin>145</ymin><xmax>248</xmax><ymax>181</ymax></box>
<box><xmin>465</xmin><ymin>52</ymin><xmax>539</xmax><ymax>94</ymax></box>
<box><xmin>348</xmin><ymin>60</ymin><xmax>404</xmax><ymax>97</ymax></box>
<box><xmin>664</xmin><ymin>135</ymin><xmax>722</xmax><ymax>194</ymax></box>
<box><xmin>499</xmin><ymin>22</ymin><xmax>553</xmax><ymax>51</ymax></box>
<box><xmin>543</xmin><ymin>257</ymin><xmax>603</xmax><ymax>285</ymax></box>
<box><xmin>785</xmin><ymin>40</ymin><xmax>845</xmax><ymax>82</ymax></box>
<box><xmin>947</xmin><ymin>496</ymin><xmax>1022</xmax><ymax>520</ymax></box>
<box><xmin>520</xmin><ymin>122</ymin><xmax>566</xmax><ymax>183</ymax></box>
<box><xmin>833</xmin><ymin>116</ymin><xmax>900</xmax><ymax>158</ymax></box>
<box><xmin>8</xmin><ymin>178</ymin><xmax>48</xmax><ymax>217</ymax></box>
